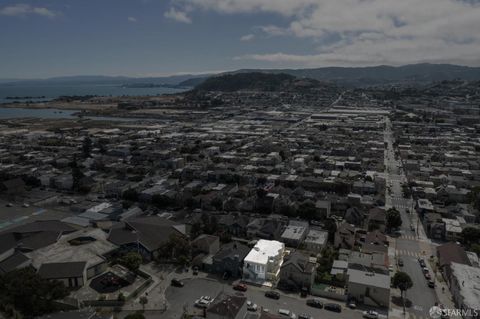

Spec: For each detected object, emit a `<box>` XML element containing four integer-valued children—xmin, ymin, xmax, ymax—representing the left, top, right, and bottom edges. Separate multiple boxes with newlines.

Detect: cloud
<box><xmin>127</xmin><ymin>16</ymin><xmax>137</xmax><ymax>23</ymax></box>
<box><xmin>164</xmin><ymin>7</ymin><xmax>192</xmax><ymax>24</ymax></box>
<box><xmin>240</xmin><ymin>34</ymin><xmax>255</xmax><ymax>41</ymax></box>
<box><xmin>0</xmin><ymin>4</ymin><xmax>58</xmax><ymax>18</ymax></box>
<box><xmin>170</xmin><ymin>0</ymin><xmax>480</xmax><ymax>66</ymax></box>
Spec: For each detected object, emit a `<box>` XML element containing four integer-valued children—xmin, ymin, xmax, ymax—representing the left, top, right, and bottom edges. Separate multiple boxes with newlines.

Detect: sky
<box><xmin>1</xmin><ymin>0</ymin><xmax>480</xmax><ymax>78</ymax></box>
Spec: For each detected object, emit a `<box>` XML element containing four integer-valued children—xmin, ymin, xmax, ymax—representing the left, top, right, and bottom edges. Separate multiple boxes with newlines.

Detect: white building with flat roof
<box><xmin>243</xmin><ymin>239</ymin><xmax>285</xmax><ymax>286</ymax></box>
<box><xmin>449</xmin><ymin>262</ymin><xmax>480</xmax><ymax>317</ymax></box>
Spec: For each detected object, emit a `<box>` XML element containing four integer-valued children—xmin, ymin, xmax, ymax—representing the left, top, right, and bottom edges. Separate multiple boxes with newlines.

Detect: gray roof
<box><xmin>38</xmin><ymin>262</ymin><xmax>86</xmax><ymax>279</ymax></box>
<box><xmin>347</xmin><ymin>268</ymin><xmax>390</xmax><ymax>289</ymax></box>
<box><xmin>0</xmin><ymin>252</ymin><xmax>30</xmax><ymax>274</ymax></box>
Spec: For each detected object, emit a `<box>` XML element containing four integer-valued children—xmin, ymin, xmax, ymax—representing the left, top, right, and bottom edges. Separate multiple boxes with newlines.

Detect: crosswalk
<box><xmin>399</xmin><ymin>235</ymin><xmax>418</xmax><ymax>241</ymax></box>
<box><xmin>396</xmin><ymin>249</ymin><xmax>424</xmax><ymax>257</ymax></box>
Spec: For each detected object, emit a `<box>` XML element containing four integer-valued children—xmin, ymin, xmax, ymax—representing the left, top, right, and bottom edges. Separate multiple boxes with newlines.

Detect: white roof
<box><xmin>244</xmin><ymin>239</ymin><xmax>284</xmax><ymax>265</ymax></box>
<box><xmin>450</xmin><ymin>262</ymin><xmax>480</xmax><ymax>309</ymax></box>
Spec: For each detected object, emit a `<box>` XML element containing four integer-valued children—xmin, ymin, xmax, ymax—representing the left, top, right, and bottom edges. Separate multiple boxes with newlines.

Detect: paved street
<box><xmin>161</xmin><ymin>277</ymin><xmax>378</xmax><ymax>319</ymax></box>
<box><xmin>384</xmin><ymin>118</ymin><xmax>440</xmax><ymax>319</ymax></box>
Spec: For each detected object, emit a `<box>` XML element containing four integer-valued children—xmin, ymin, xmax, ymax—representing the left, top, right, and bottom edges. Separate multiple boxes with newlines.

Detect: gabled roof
<box><xmin>108</xmin><ymin>216</ymin><xmax>186</xmax><ymax>252</ymax></box>
<box><xmin>281</xmin><ymin>250</ymin><xmax>315</xmax><ymax>274</ymax></box>
<box><xmin>213</xmin><ymin>242</ymin><xmax>250</xmax><ymax>261</ymax></box>
<box><xmin>207</xmin><ymin>292</ymin><xmax>246</xmax><ymax>319</ymax></box>
<box><xmin>437</xmin><ymin>242</ymin><xmax>471</xmax><ymax>268</ymax></box>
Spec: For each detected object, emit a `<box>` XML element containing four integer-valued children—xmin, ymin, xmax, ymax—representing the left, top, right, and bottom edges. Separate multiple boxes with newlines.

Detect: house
<box><xmin>280</xmin><ymin>220</ymin><xmax>309</xmax><ymax>248</ymax></box>
<box><xmin>334</xmin><ymin>223</ymin><xmax>356</xmax><ymax>249</ymax></box>
<box><xmin>38</xmin><ymin>261</ymin><xmax>86</xmax><ymax>288</ymax></box>
<box><xmin>279</xmin><ymin>251</ymin><xmax>316</xmax><ymax>291</ymax></box>
<box><xmin>448</xmin><ymin>262</ymin><xmax>480</xmax><ymax>317</ymax></box>
<box><xmin>437</xmin><ymin>242</ymin><xmax>471</xmax><ymax>282</ymax></box>
<box><xmin>211</xmin><ymin>242</ymin><xmax>250</xmax><ymax>278</ymax></box>
<box><xmin>303</xmin><ymin>227</ymin><xmax>329</xmax><ymax>253</ymax></box>
<box><xmin>346</xmin><ymin>268</ymin><xmax>390</xmax><ymax>308</ymax></box>
<box><xmin>243</xmin><ymin>239</ymin><xmax>285</xmax><ymax>286</ymax></box>
<box><xmin>367</xmin><ymin>207</ymin><xmax>386</xmax><ymax>232</ymax></box>
<box><xmin>442</xmin><ymin>218</ymin><xmax>463</xmax><ymax>242</ymax></box>
<box><xmin>192</xmin><ymin>234</ymin><xmax>220</xmax><ymax>255</ymax></box>
<box><xmin>108</xmin><ymin>216</ymin><xmax>187</xmax><ymax>260</ymax></box>
<box><xmin>218</xmin><ymin>213</ymin><xmax>249</xmax><ymax>237</ymax></box>
<box><xmin>344</xmin><ymin>207</ymin><xmax>364</xmax><ymax>227</ymax></box>
<box><xmin>330</xmin><ymin>260</ymin><xmax>348</xmax><ymax>280</ymax></box>
<box><xmin>315</xmin><ymin>200</ymin><xmax>331</xmax><ymax>218</ymax></box>
<box><xmin>246</xmin><ymin>216</ymin><xmax>286</xmax><ymax>240</ymax></box>
<box><xmin>206</xmin><ymin>292</ymin><xmax>247</xmax><ymax>319</ymax></box>
<box><xmin>423</xmin><ymin>213</ymin><xmax>446</xmax><ymax>240</ymax></box>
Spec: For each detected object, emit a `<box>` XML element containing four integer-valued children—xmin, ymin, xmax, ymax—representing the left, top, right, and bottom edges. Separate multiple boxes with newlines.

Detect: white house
<box><xmin>242</xmin><ymin>239</ymin><xmax>285</xmax><ymax>286</ymax></box>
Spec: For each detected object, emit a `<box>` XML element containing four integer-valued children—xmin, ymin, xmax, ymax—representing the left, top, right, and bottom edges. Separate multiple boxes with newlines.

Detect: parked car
<box><xmin>398</xmin><ymin>258</ymin><xmax>404</xmax><ymax>267</ymax></box>
<box><xmin>418</xmin><ymin>258</ymin><xmax>426</xmax><ymax>267</ymax></box>
<box><xmin>278</xmin><ymin>309</ymin><xmax>296</xmax><ymax>319</ymax></box>
<box><xmin>389</xmin><ymin>264</ymin><xmax>394</xmax><ymax>272</ymax></box>
<box><xmin>171</xmin><ymin>279</ymin><xmax>184</xmax><ymax>287</ymax></box>
<box><xmin>306</xmin><ymin>299</ymin><xmax>323</xmax><ymax>309</ymax></box>
<box><xmin>265</xmin><ymin>291</ymin><xmax>280</xmax><ymax>300</ymax></box>
<box><xmin>324</xmin><ymin>303</ymin><xmax>342</xmax><ymax>312</ymax></box>
<box><xmin>428</xmin><ymin>280</ymin><xmax>435</xmax><ymax>288</ymax></box>
<box><xmin>247</xmin><ymin>301</ymin><xmax>258</xmax><ymax>311</ymax></box>
<box><xmin>194</xmin><ymin>298</ymin><xmax>210</xmax><ymax>308</ymax></box>
<box><xmin>425</xmin><ymin>272</ymin><xmax>431</xmax><ymax>280</ymax></box>
<box><xmin>192</xmin><ymin>266</ymin><xmax>199</xmax><ymax>275</ymax></box>
<box><xmin>298</xmin><ymin>314</ymin><xmax>313</xmax><ymax>319</ymax></box>
<box><xmin>6</xmin><ymin>203</ymin><xmax>13</xmax><ymax>207</ymax></box>
<box><xmin>347</xmin><ymin>301</ymin><xmax>357</xmax><ymax>309</ymax></box>
<box><xmin>422</xmin><ymin>267</ymin><xmax>429</xmax><ymax>274</ymax></box>
<box><xmin>363</xmin><ymin>310</ymin><xmax>379</xmax><ymax>319</ymax></box>
<box><xmin>233</xmin><ymin>283</ymin><xmax>247</xmax><ymax>291</ymax></box>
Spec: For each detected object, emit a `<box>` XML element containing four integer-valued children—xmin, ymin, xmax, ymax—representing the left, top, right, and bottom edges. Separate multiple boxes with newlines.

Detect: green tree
<box><xmin>122</xmin><ymin>189</ymin><xmax>139</xmax><ymax>202</ymax></box>
<box><xmin>70</xmin><ymin>156</ymin><xmax>84</xmax><ymax>192</ymax></box>
<box><xmin>118</xmin><ymin>252</ymin><xmax>142</xmax><ymax>271</ymax></box>
<box><xmin>82</xmin><ymin>136</ymin><xmax>92</xmax><ymax>158</ymax></box>
<box><xmin>298</xmin><ymin>201</ymin><xmax>317</xmax><ymax>220</ymax></box>
<box><xmin>139</xmin><ymin>296</ymin><xmax>148</xmax><ymax>310</ymax></box>
<box><xmin>392</xmin><ymin>271</ymin><xmax>413</xmax><ymax>313</ymax></box>
<box><xmin>386</xmin><ymin>208</ymin><xmax>402</xmax><ymax>232</ymax></box>
<box><xmin>0</xmin><ymin>267</ymin><xmax>69</xmax><ymax>317</ymax></box>
<box><xmin>461</xmin><ymin>227</ymin><xmax>480</xmax><ymax>247</ymax></box>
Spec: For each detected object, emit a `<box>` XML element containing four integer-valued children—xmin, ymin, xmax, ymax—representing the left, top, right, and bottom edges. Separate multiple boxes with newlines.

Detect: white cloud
<box><xmin>240</xmin><ymin>34</ymin><xmax>255</xmax><ymax>41</ymax></box>
<box><xmin>0</xmin><ymin>4</ymin><xmax>58</xmax><ymax>18</ymax></box>
<box><xmin>164</xmin><ymin>7</ymin><xmax>192</xmax><ymax>24</ymax></box>
<box><xmin>171</xmin><ymin>0</ymin><xmax>480</xmax><ymax>66</ymax></box>
<box><xmin>128</xmin><ymin>16</ymin><xmax>137</xmax><ymax>23</ymax></box>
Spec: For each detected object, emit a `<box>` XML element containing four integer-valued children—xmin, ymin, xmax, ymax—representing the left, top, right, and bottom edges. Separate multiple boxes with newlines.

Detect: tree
<box><xmin>139</xmin><ymin>296</ymin><xmax>148</xmax><ymax>310</ymax></box>
<box><xmin>0</xmin><ymin>267</ymin><xmax>69</xmax><ymax>317</ymax></box>
<box><xmin>157</xmin><ymin>234</ymin><xmax>191</xmax><ymax>263</ymax></box>
<box><xmin>118</xmin><ymin>252</ymin><xmax>142</xmax><ymax>271</ymax></box>
<box><xmin>461</xmin><ymin>227</ymin><xmax>480</xmax><ymax>247</ymax></box>
<box><xmin>70</xmin><ymin>157</ymin><xmax>84</xmax><ymax>192</ymax></box>
<box><xmin>122</xmin><ymin>189</ymin><xmax>139</xmax><ymax>202</ymax></box>
<box><xmin>392</xmin><ymin>271</ymin><xmax>413</xmax><ymax>313</ymax></box>
<box><xmin>386</xmin><ymin>208</ymin><xmax>402</xmax><ymax>232</ymax></box>
<box><xmin>82</xmin><ymin>136</ymin><xmax>92</xmax><ymax>158</ymax></box>
<box><xmin>298</xmin><ymin>201</ymin><xmax>317</xmax><ymax>220</ymax></box>
<box><xmin>323</xmin><ymin>219</ymin><xmax>337</xmax><ymax>243</ymax></box>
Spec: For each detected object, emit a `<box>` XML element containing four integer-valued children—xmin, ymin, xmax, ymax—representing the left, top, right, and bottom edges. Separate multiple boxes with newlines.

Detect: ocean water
<box><xmin>0</xmin><ymin>84</ymin><xmax>185</xmax><ymax>103</ymax></box>
<box><xmin>0</xmin><ymin>107</ymin><xmax>146</xmax><ymax>121</ymax></box>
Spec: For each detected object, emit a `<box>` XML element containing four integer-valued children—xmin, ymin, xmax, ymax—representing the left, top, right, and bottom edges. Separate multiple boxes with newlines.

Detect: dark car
<box><xmin>306</xmin><ymin>299</ymin><xmax>323</xmax><ymax>309</ymax></box>
<box><xmin>300</xmin><ymin>287</ymin><xmax>308</xmax><ymax>298</ymax></box>
<box><xmin>324</xmin><ymin>303</ymin><xmax>342</xmax><ymax>312</ymax></box>
<box><xmin>171</xmin><ymin>279</ymin><xmax>184</xmax><ymax>287</ymax></box>
<box><xmin>398</xmin><ymin>258</ymin><xmax>404</xmax><ymax>267</ymax></box>
<box><xmin>428</xmin><ymin>280</ymin><xmax>435</xmax><ymax>288</ymax></box>
<box><xmin>298</xmin><ymin>315</ymin><xmax>313</xmax><ymax>319</ymax></box>
<box><xmin>418</xmin><ymin>258</ymin><xmax>426</xmax><ymax>267</ymax></box>
<box><xmin>265</xmin><ymin>291</ymin><xmax>280</xmax><ymax>300</ymax></box>
<box><xmin>233</xmin><ymin>283</ymin><xmax>248</xmax><ymax>292</ymax></box>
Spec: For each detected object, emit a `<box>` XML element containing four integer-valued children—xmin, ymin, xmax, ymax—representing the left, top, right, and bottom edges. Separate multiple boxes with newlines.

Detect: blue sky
<box><xmin>1</xmin><ymin>0</ymin><xmax>480</xmax><ymax>78</ymax></box>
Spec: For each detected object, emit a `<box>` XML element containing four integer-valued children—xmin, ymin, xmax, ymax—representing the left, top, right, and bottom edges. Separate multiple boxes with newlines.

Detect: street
<box><xmin>162</xmin><ymin>277</ymin><xmax>377</xmax><ymax>319</ymax></box>
<box><xmin>384</xmin><ymin>118</ymin><xmax>439</xmax><ymax>319</ymax></box>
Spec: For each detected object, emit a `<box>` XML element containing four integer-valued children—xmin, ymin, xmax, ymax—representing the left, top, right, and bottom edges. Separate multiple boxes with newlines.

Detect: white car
<box><xmin>247</xmin><ymin>301</ymin><xmax>258</xmax><ymax>311</ymax></box>
<box><xmin>278</xmin><ymin>309</ymin><xmax>296</xmax><ymax>319</ymax></box>
<box><xmin>363</xmin><ymin>310</ymin><xmax>379</xmax><ymax>319</ymax></box>
<box><xmin>194</xmin><ymin>299</ymin><xmax>210</xmax><ymax>308</ymax></box>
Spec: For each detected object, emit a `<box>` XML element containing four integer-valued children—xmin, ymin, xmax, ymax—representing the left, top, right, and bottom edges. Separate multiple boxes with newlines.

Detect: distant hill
<box><xmin>193</xmin><ymin>72</ymin><xmax>321</xmax><ymax>92</ymax></box>
<box><xmin>229</xmin><ymin>63</ymin><xmax>480</xmax><ymax>87</ymax></box>
<box><xmin>0</xmin><ymin>74</ymin><xmax>211</xmax><ymax>87</ymax></box>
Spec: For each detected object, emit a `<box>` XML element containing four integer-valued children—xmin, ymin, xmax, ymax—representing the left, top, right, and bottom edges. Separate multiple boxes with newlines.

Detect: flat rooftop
<box><xmin>244</xmin><ymin>239</ymin><xmax>284</xmax><ymax>265</ymax></box>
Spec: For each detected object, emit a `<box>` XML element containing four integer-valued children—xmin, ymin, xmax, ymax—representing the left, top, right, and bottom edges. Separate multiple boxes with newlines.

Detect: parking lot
<box><xmin>162</xmin><ymin>277</ymin><xmax>386</xmax><ymax>319</ymax></box>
